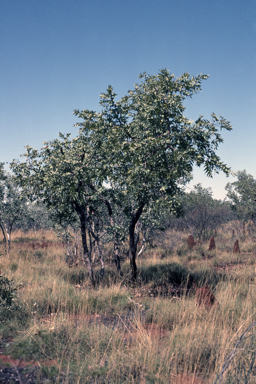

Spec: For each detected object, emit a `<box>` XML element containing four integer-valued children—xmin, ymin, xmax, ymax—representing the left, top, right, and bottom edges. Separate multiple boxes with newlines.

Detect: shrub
<box><xmin>0</xmin><ymin>274</ymin><xmax>26</xmax><ymax>324</ymax></box>
<box><xmin>139</xmin><ymin>262</ymin><xmax>192</xmax><ymax>286</ymax></box>
<box><xmin>0</xmin><ymin>274</ymin><xmax>17</xmax><ymax>307</ymax></box>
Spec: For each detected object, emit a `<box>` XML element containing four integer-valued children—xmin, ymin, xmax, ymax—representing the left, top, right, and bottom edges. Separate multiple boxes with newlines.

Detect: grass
<box><xmin>0</xmin><ymin>226</ymin><xmax>256</xmax><ymax>383</ymax></box>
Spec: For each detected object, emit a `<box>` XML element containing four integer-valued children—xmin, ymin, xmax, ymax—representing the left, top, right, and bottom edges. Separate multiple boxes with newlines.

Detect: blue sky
<box><xmin>1</xmin><ymin>0</ymin><xmax>255</xmax><ymax>199</ymax></box>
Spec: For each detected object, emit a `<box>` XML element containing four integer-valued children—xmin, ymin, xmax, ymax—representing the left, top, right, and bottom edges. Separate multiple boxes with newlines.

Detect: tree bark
<box><xmin>96</xmin><ymin>238</ymin><xmax>105</xmax><ymax>280</ymax></box>
<box><xmin>80</xmin><ymin>217</ymin><xmax>95</xmax><ymax>286</ymax></box>
<box><xmin>137</xmin><ymin>233</ymin><xmax>147</xmax><ymax>257</ymax></box>
<box><xmin>129</xmin><ymin>203</ymin><xmax>145</xmax><ymax>281</ymax></box>
<box><xmin>87</xmin><ymin>222</ymin><xmax>105</xmax><ymax>281</ymax></box>
<box><xmin>73</xmin><ymin>201</ymin><xmax>95</xmax><ymax>286</ymax></box>
<box><xmin>89</xmin><ymin>185</ymin><xmax>120</xmax><ymax>273</ymax></box>
<box><xmin>0</xmin><ymin>219</ymin><xmax>9</xmax><ymax>255</ymax></box>
<box><xmin>114</xmin><ymin>239</ymin><xmax>121</xmax><ymax>274</ymax></box>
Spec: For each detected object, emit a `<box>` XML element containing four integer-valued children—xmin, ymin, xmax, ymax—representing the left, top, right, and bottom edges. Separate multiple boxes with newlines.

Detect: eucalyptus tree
<box><xmin>75</xmin><ymin>69</ymin><xmax>232</xmax><ymax>280</ymax></box>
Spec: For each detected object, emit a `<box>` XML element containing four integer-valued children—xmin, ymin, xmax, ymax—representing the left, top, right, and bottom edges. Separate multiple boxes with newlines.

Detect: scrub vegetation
<box><xmin>1</xmin><ymin>224</ymin><xmax>256</xmax><ymax>383</ymax></box>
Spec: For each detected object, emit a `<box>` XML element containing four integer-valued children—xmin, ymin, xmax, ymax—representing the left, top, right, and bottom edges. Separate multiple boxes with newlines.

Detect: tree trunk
<box><xmin>129</xmin><ymin>203</ymin><xmax>145</xmax><ymax>281</ymax></box>
<box><xmin>90</xmin><ymin>220</ymin><xmax>97</xmax><ymax>263</ymax></box>
<box><xmin>137</xmin><ymin>233</ymin><xmax>147</xmax><ymax>257</ymax></box>
<box><xmin>129</xmin><ymin>229</ymin><xmax>137</xmax><ymax>281</ymax></box>
<box><xmin>0</xmin><ymin>219</ymin><xmax>9</xmax><ymax>255</ymax></box>
<box><xmin>65</xmin><ymin>240</ymin><xmax>73</xmax><ymax>265</ymax></box>
<box><xmin>96</xmin><ymin>238</ymin><xmax>105</xmax><ymax>280</ymax></box>
<box><xmin>80</xmin><ymin>217</ymin><xmax>95</xmax><ymax>286</ymax></box>
<box><xmin>87</xmin><ymin>222</ymin><xmax>105</xmax><ymax>281</ymax></box>
<box><xmin>73</xmin><ymin>201</ymin><xmax>95</xmax><ymax>286</ymax></box>
<box><xmin>114</xmin><ymin>239</ymin><xmax>121</xmax><ymax>274</ymax></box>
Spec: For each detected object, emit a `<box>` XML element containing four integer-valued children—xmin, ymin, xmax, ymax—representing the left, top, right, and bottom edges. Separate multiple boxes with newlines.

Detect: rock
<box><xmin>187</xmin><ymin>235</ymin><xmax>196</xmax><ymax>249</ymax></box>
<box><xmin>208</xmin><ymin>236</ymin><xmax>216</xmax><ymax>251</ymax></box>
<box><xmin>233</xmin><ymin>239</ymin><xmax>240</xmax><ymax>253</ymax></box>
<box><xmin>195</xmin><ymin>286</ymin><xmax>219</xmax><ymax>310</ymax></box>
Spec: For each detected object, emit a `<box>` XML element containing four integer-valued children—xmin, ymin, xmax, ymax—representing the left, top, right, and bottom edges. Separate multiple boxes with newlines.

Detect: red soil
<box><xmin>0</xmin><ymin>353</ymin><xmax>57</xmax><ymax>368</ymax></box>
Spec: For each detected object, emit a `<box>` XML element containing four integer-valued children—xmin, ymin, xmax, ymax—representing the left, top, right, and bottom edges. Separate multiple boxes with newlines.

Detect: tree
<box><xmin>12</xmin><ymin>69</ymin><xmax>232</xmax><ymax>282</ymax></box>
<box><xmin>11</xmin><ymin>133</ymin><xmax>120</xmax><ymax>286</ymax></box>
<box><xmin>225</xmin><ymin>170</ymin><xmax>256</xmax><ymax>224</ymax></box>
<box><xmin>15</xmin><ymin>202</ymin><xmax>53</xmax><ymax>232</ymax></box>
<box><xmin>74</xmin><ymin>69</ymin><xmax>232</xmax><ymax>280</ymax></box>
<box><xmin>0</xmin><ymin>163</ymin><xmax>8</xmax><ymax>250</ymax></box>
<box><xmin>176</xmin><ymin>184</ymin><xmax>234</xmax><ymax>241</ymax></box>
<box><xmin>0</xmin><ymin>167</ymin><xmax>28</xmax><ymax>252</ymax></box>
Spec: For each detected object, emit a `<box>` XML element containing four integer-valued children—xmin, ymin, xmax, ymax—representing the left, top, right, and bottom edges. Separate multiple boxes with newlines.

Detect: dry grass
<box><xmin>0</xmin><ymin>226</ymin><xmax>256</xmax><ymax>383</ymax></box>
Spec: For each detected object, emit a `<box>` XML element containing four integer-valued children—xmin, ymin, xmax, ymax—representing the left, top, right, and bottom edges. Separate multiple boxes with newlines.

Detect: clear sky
<box><xmin>1</xmin><ymin>0</ymin><xmax>255</xmax><ymax>199</ymax></box>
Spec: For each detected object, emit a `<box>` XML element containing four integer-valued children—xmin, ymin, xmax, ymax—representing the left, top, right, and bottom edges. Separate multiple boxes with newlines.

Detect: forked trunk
<box><xmin>73</xmin><ymin>201</ymin><xmax>95</xmax><ymax>286</ymax></box>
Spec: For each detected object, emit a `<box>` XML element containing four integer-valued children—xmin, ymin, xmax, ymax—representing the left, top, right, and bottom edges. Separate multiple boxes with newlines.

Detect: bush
<box><xmin>0</xmin><ymin>274</ymin><xmax>17</xmax><ymax>307</ymax></box>
<box><xmin>139</xmin><ymin>262</ymin><xmax>192</xmax><ymax>286</ymax></box>
<box><xmin>0</xmin><ymin>274</ymin><xmax>26</xmax><ymax>324</ymax></box>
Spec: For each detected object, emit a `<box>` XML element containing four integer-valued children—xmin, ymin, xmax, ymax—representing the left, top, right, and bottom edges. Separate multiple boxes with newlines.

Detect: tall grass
<box><xmin>0</xmin><ymin>227</ymin><xmax>256</xmax><ymax>383</ymax></box>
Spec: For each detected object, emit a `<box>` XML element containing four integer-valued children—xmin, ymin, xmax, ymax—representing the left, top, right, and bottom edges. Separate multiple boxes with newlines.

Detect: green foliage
<box><xmin>0</xmin><ymin>175</ymin><xmax>28</xmax><ymax>230</ymax></box>
<box><xmin>192</xmin><ymin>267</ymin><xmax>226</xmax><ymax>288</ymax></box>
<box><xmin>0</xmin><ymin>274</ymin><xmax>26</xmax><ymax>324</ymax></box>
<box><xmin>20</xmin><ymin>202</ymin><xmax>53</xmax><ymax>232</ymax></box>
<box><xmin>139</xmin><ymin>262</ymin><xmax>191</xmax><ymax>285</ymax></box>
<box><xmin>0</xmin><ymin>170</ymin><xmax>29</xmax><ymax>252</ymax></box>
<box><xmin>75</xmin><ymin>70</ymin><xmax>232</xmax><ymax>213</ymax></box>
<box><xmin>226</xmin><ymin>170</ymin><xmax>256</xmax><ymax>223</ymax></box>
<box><xmin>178</xmin><ymin>183</ymin><xmax>234</xmax><ymax>241</ymax></box>
<box><xmin>11</xmin><ymin>326</ymin><xmax>91</xmax><ymax>362</ymax></box>
<box><xmin>75</xmin><ymin>69</ymin><xmax>232</xmax><ymax>279</ymax></box>
<box><xmin>0</xmin><ymin>274</ymin><xmax>16</xmax><ymax>307</ymax></box>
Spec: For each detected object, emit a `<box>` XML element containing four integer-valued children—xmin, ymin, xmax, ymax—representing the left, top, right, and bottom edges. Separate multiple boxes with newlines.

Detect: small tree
<box><xmin>178</xmin><ymin>184</ymin><xmax>234</xmax><ymax>241</ymax></box>
<box><xmin>12</xmin><ymin>69</ymin><xmax>232</xmax><ymax>282</ymax></box>
<box><xmin>11</xmin><ymin>134</ymin><xmax>117</xmax><ymax>286</ymax></box>
<box><xmin>21</xmin><ymin>203</ymin><xmax>53</xmax><ymax>232</ymax></box>
<box><xmin>0</xmin><ymin>163</ymin><xmax>8</xmax><ymax>248</ymax></box>
<box><xmin>0</xmin><ymin>167</ymin><xmax>28</xmax><ymax>252</ymax></box>
<box><xmin>225</xmin><ymin>170</ymin><xmax>256</xmax><ymax>224</ymax></box>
